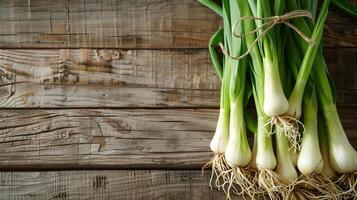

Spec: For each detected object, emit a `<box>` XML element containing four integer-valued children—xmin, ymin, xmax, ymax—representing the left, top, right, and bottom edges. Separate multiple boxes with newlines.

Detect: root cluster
<box><xmin>203</xmin><ymin>155</ymin><xmax>357</xmax><ymax>200</ymax></box>
<box><xmin>265</xmin><ymin>115</ymin><xmax>304</xmax><ymax>152</ymax></box>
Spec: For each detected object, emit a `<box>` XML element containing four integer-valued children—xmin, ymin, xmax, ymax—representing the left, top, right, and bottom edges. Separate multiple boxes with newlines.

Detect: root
<box><xmin>202</xmin><ymin>154</ymin><xmax>239</xmax><ymax>198</ymax></box>
<box><xmin>257</xmin><ymin>168</ymin><xmax>293</xmax><ymax>199</ymax></box>
<box><xmin>294</xmin><ymin>172</ymin><xmax>357</xmax><ymax>200</ymax></box>
<box><xmin>203</xmin><ymin>155</ymin><xmax>356</xmax><ymax>200</ymax></box>
<box><xmin>333</xmin><ymin>172</ymin><xmax>357</xmax><ymax>199</ymax></box>
<box><xmin>230</xmin><ymin>166</ymin><xmax>260</xmax><ymax>199</ymax></box>
<box><xmin>202</xmin><ymin>154</ymin><xmax>231</xmax><ymax>191</ymax></box>
<box><xmin>202</xmin><ymin>154</ymin><xmax>262</xmax><ymax>199</ymax></box>
<box><xmin>297</xmin><ymin>173</ymin><xmax>334</xmax><ymax>199</ymax></box>
<box><xmin>289</xmin><ymin>188</ymin><xmax>318</xmax><ymax>200</ymax></box>
<box><xmin>265</xmin><ymin>115</ymin><xmax>304</xmax><ymax>152</ymax></box>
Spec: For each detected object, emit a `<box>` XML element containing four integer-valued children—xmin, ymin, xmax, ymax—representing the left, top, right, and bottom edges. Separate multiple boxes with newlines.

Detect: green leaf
<box><xmin>258</xmin><ymin>0</ymin><xmax>274</xmax><ymax>43</ymax></box>
<box><xmin>198</xmin><ymin>0</ymin><xmax>223</xmax><ymax>17</ymax></box>
<box><xmin>229</xmin><ymin>58</ymin><xmax>248</xmax><ymax>100</ymax></box>
<box><xmin>289</xmin><ymin>0</ymin><xmax>331</xmax><ymax>101</ymax></box>
<box><xmin>300</xmin><ymin>0</ymin><xmax>318</xmax><ymax>20</ymax></box>
<box><xmin>229</xmin><ymin>0</ymin><xmax>242</xmax><ymax>57</ymax></box>
<box><xmin>222</xmin><ymin>0</ymin><xmax>232</xmax><ymax>53</ymax></box>
<box><xmin>326</xmin><ymin>71</ymin><xmax>337</xmax><ymax>103</ymax></box>
<box><xmin>243</xmin><ymin>76</ymin><xmax>252</xmax><ymax>107</ymax></box>
<box><xmin>248</xmin><ymin>0</ymin><xmax>258</xmax><ymax>17</ymax></box>
<box><xmin>208</xmin><ymin>28</ymin><xmax>224</xmax><ymax>80</ymax></box>
<box><xmin>250</xmin><ymin>70</ymin><xmax>264</xmax><ymax>116</ymax></box>
<box><xmin>274</xmin><ymin>0</ymin><xmax>285</xmax><ymax>16</ymax></box>
<box><xmin>245</xmin><ymin>111</ymin><xmax>257</xmax><ymax>134</ymax></box>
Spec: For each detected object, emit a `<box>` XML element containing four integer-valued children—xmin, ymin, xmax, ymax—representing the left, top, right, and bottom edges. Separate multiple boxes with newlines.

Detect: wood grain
<box><xmin>0</xmin><ymin>1</ymin><xmax>354</xmax><ymax>198</ymax></box>
<box><xmin>0</xmin><ymin>108</ymin><xmax>355</xmax><ymax>169</ymax></box>
<box><xmin>0</xmin><ymin>108</ymin><xmax>216</xmax><ymax>169</ymax></box>
<box><xmin>0</xmin><ymin>48</ymin><xmax>355</xmax><ymax>108</ymax></box>
<box><xmin>0</xmin><ymin>0</ymin><xmax>219</xmax><ymax>49</ymax></box>
<box><xmin>0</xmin><ymin>49</ymin><xmax>220</xmax><ymax>107</ymax></box>
<box><xmin>0</xmin><ymin>170</ymin><xmax>225</xmax><ymax>200</ymax></box>
<box><xmin>0</xmin><ymin>0</ymin><xmax>355</xmax><ymax>48</ymax></box>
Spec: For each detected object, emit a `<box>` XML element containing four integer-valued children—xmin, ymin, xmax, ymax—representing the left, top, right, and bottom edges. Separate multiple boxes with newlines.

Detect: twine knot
<box><xmin>273</xmin><ymin>16</ymin><xmax>284</xmax><ymax>23</ymax></box>
<box><xmin>220</xmin><ymin>10</ymin><xmax>315</xmax><ymax>60</ymax></box>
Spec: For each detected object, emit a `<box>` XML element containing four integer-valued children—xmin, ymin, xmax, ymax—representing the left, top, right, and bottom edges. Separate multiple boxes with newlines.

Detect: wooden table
<box><xmin>0</xmin><ymin>0</ymin><xmax>355</xmax><ymax>199</ymax></box>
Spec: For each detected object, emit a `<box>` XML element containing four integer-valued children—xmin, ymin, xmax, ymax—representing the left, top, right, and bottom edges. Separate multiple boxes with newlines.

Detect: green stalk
<box><xmin>275</xmin><ymin>126</ymin><xmax>298</xmax><ymax>184</ymax></box>
<box><xmin>222</xmin><ymin>0</ymin><xmax>232</xmax><ymax>53</ymax></box>
<box><xmin>208</xmin><ymin>0</ymin><xmax>232</xmax><ymax>154</ymax></box>
<box><xmin>243</xmin><ymin>75</ymin><xmax>256</xmax><ymax>134</ymax></box>
<box><xmin>238</xmin><ymin>0</ymin><xmax>264</xmax><ymax>110</ymax></box>
<box><xmin>245</xmin><ymin>111</ymin><xmax>257</xmax><ymax>134</ymax></box>
<box><xmin>224</xmin><ymin>0</ymin><xmax>253</xmax><ymax>168</ymax></box>
<box><xmin>287</xmin><ymin>0</ymin><xmax>330</xmax><ymax>119</ymax></box>
<box><xmin>287</xmin><ymin>0</ymin><xmax>357</xmax><ymax>173</ymax></box>
<box><xmin>256</xmin><ymin>0</ymin><xmax>289</xmax><ymax>117</ymax></box>
<box><xmin>210</xmin><ymin>64</ymin><xmax>230</xmax><ymax>153</ymax></box>
<box><xmin>318</xmin><ymin>115</ymin><xmax>337</xmax><ymax>177</ymax></box>
<box><xmin>238</xmin><ymin>0</ymin><xmax>276</xmax><ymax>170</ymax></box>
<box><xmin>297</xmin><ymin>85</ymin><xmax>323</xmax><ymax>174</ymax></box>
<box><xmin>208</xmin><ymin>28</ymin><xmax>224</xmax><ymax>80</ymax></box>
<box><xmin>300</xmin><ymin>0</ymin><xmax>319</xmax><ymax>20</ymax></box>
<box><xmin>286</xmin><ymin>0</ymin><xmax>335</xmax><ymax>107</ymax></box>
<box><xmin>273</xmin><ymin>0</ymin><xmax>286</xmax><ymax>63</ymax></box>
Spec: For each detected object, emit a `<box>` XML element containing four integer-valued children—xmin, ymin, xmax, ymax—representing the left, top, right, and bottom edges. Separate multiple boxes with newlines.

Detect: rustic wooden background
<box><xmin>0</xmin><ymin>0</ymin><xmax>355</xmax><ymax>199</ymax></box>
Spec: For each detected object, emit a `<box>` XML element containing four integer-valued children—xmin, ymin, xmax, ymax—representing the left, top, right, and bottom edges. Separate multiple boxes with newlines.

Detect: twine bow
<box><xmin>220</xmin><ymin>10</ymin><xmax>314</xmax><ymax>60</ymax></box>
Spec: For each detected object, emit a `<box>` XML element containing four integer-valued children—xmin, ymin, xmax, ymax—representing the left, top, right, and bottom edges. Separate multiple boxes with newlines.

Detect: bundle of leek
<box><xmin>199</xmin><ymin>0</ymin><xmax>357</xmax><ymax>199</ymax></box>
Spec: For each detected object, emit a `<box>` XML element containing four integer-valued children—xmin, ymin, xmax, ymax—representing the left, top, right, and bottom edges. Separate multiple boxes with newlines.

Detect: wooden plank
<box><xmin>324</xmin><ymin>24</ymin><xmax>357</xmax><ymax>47</ymax></box>
<box><xmin>0</xmin><ymin>48</ymin><xmax>355</xmax><ymax>108</ymax></box>
<box><xmin>0</xmin><ymin>170</ymin><xmax>225</xmax><ymax>200</ymax></box>
<box><xmin>323</xmin><ymin>48</ymin><xmax>357</xmax><ymax>106</ymax></box>
<box><xmin>0</xmin><ymin>108</ymin><xmax>355</xmax><ymax>169</ymax></box>
<box><xmin>0</xmin><ymin>0</ymin><xmax>355</xmax><ymax>48</ymax></box>
<box><xmin>0</xmin><ymin>108</ymin><xmax>215</xmax><ymax>169</ymax></box>
<box><xmin>0</xmin><ymin>0</ymin><xmax>218</xmax><ymax>49</ymax></box>
<box><xmin>0</xmin><ymin>49</ymin><xmax>220</xmax><ymax>107</ymax></box>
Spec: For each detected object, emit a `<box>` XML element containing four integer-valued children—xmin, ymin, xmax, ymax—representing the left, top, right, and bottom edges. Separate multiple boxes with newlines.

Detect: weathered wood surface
<box><xmin>0</xmin><ymin>1</ymin><xmax>354</xmax><ymax>199</ymax></box>
<box><xmin>0</xmin><ymin>170</ymin><xmax>225</xmax><ymax>200</ymax></box>
<box><xmin>0</xmin><ymin>108</ymin><xmax>355</xmax><ymax>169</ymax></box>
<box><xmin>0</xmin><ymin>48</ymin><xmax>355</xmax><ymax>108</ymax></box>
<box><xmin>0</xmin><ymin>0</ymin><xmax>355</xmax><ymax>48</ymax></box>
<box><xmin>0</xmin><ymin>49</ymin><xmax>220</xmax><ymax>107</ymax></box>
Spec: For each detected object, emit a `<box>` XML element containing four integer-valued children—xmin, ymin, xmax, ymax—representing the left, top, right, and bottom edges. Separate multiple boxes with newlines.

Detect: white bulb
<box><xmin>275</xmin><ymin>132</ymin><xmax>298</xmax><ymax>184</ymax></box>
<box><xmin>210</xmin><ymin>109</ymin><xmax>229</xmax><ymax>153</ymax></box>
<box><xmin>286</xmin><ymin>88</ymin><xmax>303</xmax><ymax>119</ymax></box>
<box><xmin>263</xmin><ymin>58</ymin><xmax>289</xmax><ymax>116</ymax></box>
<box><xmin>297</xmin><ymin>130</ymin><xmax>323</xmax><ymax>174</ymax></box>
<box><xmin>329</xmin><ymin>134</ymin><xmax>357</xmax><ymax>173</ymax></box>
<box><xmin>324</xmin><ymin>105</ymin><xmax>357</xmax><ymax>173</ymax></box>
<box><xmin>224</xmin><ymin>103</ymin><xmax>252</xmax><ymax>167</ymax></box>
<box><xmin>321</xmin><ymin>143</ymin><xmax>336</xmax><ymax>177</ymax></box>
<box><xmin>256</xmin><ymin>116</ymin><xmax>276</xmax><ymax>170</ymax></box>
<box><xmin>225</xmin><ymin>139</ymin><xmax>252</xmax><ymax>167</ymax></box>
<box><xmin>256</xmin><ymin>134</ymin><xmax>276</xmax><ymax>170</ymax></box>
<box><xmin>256</xmin><ymin>147</ymin><xmax>276</xmax><ymax>170</ymax></box>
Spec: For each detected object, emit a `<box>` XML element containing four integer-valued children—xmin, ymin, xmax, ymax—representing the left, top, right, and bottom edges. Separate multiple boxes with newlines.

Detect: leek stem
<box><xmin>275</xmin><ymin>126</ymin><xmax>298</xmax><ymax>184</ymax></box>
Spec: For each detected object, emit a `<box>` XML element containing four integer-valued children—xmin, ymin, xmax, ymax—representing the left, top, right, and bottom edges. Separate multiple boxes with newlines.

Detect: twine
<box><xmin>220</xmin><ymin>10</ymin><xmax>314</xmax><ymax>60</ymax></box>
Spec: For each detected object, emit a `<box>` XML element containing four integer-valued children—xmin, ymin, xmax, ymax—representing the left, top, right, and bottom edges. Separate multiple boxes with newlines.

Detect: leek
<box><xmin>199</xmin><ymin>0</ymin><xmax>357</xmax><ymax>198</ymax></box>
